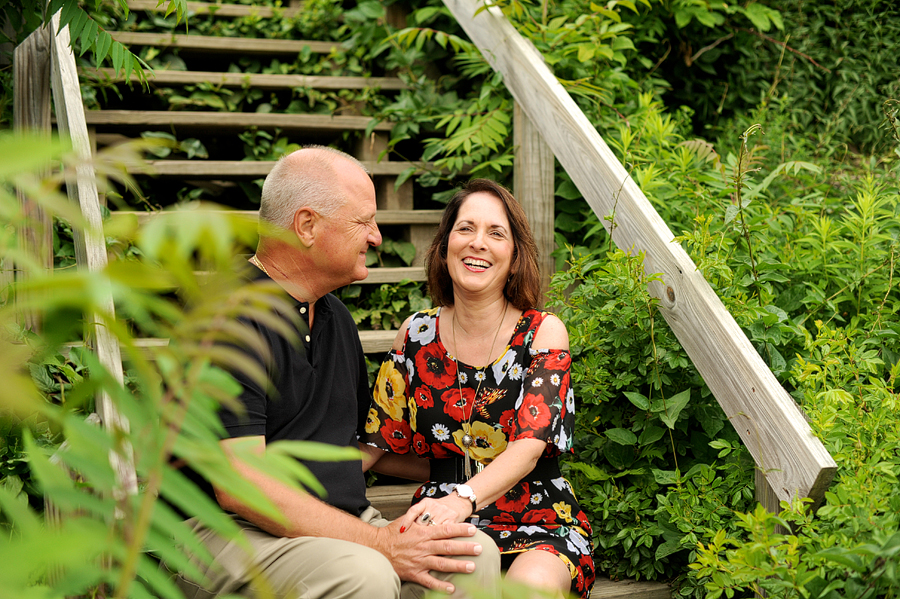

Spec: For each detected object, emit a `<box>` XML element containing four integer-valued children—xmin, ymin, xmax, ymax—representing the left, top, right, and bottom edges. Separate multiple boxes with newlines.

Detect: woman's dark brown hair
<box><xmin>425</xmin><ymin>179</ymin><xmax>542</xmax><ymax>310</ymax></box>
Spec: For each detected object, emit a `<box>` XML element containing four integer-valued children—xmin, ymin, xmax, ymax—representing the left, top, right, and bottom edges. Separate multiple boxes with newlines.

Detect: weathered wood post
<box><xmin>513</xmin><ymin>102</ymin><xmax>555</xmax><ymax>304</ymax></box>
<box><xmin>49</xmin><ymin>11</ymin><xmax>137</xmax><ymax>496</ymax></box>
<box><xmin>11</xmin><ymin>26</ymin><xmax>53</xmax><ymax>328</ymax></box>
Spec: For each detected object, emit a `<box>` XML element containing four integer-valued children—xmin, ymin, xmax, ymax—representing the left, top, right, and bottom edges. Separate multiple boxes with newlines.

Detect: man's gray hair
<box><xmin>259</xmin><ymin>145</ymin><xmax>370</xmax><ymax>230</ymax></box>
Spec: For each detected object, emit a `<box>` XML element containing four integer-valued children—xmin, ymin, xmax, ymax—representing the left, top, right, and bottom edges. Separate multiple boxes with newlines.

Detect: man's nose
<box><xmin>369</xmin><ymin>222</ymin><xmax>382</xmax><ymax>247</ymax></box>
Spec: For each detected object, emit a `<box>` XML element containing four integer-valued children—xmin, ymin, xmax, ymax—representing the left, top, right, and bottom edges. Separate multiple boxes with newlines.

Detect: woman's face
<box><xmin>446</xmin><ymin>191</ymin><xmax>515</xmax><ymax>299</ymax></box>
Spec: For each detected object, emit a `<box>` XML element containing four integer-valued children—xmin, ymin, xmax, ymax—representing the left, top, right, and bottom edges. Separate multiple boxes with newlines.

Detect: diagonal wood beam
<box><xmin>442</xmin><ymin>0</ymin><xmax>835</xmax><ymax>505</ymax></box>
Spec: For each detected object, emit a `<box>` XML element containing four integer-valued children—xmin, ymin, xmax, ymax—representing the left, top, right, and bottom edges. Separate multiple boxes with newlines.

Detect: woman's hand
<box><xmin>396</xmin><ymin>493</ymin><xmax>474</xmax><ymax>532</ymax></box>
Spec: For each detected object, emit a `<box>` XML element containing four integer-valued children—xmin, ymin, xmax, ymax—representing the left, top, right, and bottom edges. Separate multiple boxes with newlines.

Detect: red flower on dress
<box><xmin>381</xmin><ymin>419</ymin><xmax>412</xmax><ymax>453</ymax></box>
<box><xmin>495</xmin><ymin>483</ymin><xmax>530</xmax><ymax>513</ymax></box>
<box><xmin>431</xmin><ymin>441</ymin><xmax>460</xmax><ymax>459</ymax></box>
<box><xmin>541</xmin><ymin>350</ymin><xmax>570</xmax><ymax>372</ymax></box>
<box><xmin>521</xmin><ymin>508</ymin><xmax>559</xmax><ymax>525</ymax></box>
<box><xmin>415</xmin><ymin>344</ymin><xmax>457</xmax><ymax>389</ymax></box>
<box><xmin>412</xmin><ymin>432</ymin><xmax>429</xmax><ymax>455</ymax></box>
<box><xmin>498</xmin><ymin>409</ymin><xmax>516</xmax><ymax>436</ymax></box>
<box><xmin>509</xmin><ymin>313</ymin><xmax>534</xmax><ymax>347</ymax></box>
<box><xmin>412</xmin><ymin>385</ymin><xmax>434</xmax><ymax>408</ymax></box>
<box><xmin>441</xmin><ymin>387</ymin><xmax>473</xmax><ymax>422</ymax></box>
<box><xmin>517</xmin><ymin>392</ymin><xmax>552</xmax><ymax>431</ymax></box>
<box><xmin>493</xmin><ymin>512</ymin><xmax>518</xmax><ymax>524</ymax></box>
<box><xmin>486</xmin><ymin>523</ymin><xmax>519</xmax><ymax>532</ymax></box>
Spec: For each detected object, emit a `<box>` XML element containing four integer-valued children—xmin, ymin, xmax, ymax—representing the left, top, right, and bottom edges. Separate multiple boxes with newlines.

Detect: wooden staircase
<box><xmin>85</xmin><ymin>0</ymin><xmax>439</xmax><ymax>355</ymax></box>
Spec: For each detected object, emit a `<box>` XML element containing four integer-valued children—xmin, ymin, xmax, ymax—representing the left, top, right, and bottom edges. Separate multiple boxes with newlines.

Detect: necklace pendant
<box><xmin>461</xmin><ymin>433</ymin><xmax>474</xmax><ymax>448</ymax></box>
<box><xmin>464</xmin><ymin>453</ymin><xmax>472</xmax><ymax>480</ymax></box>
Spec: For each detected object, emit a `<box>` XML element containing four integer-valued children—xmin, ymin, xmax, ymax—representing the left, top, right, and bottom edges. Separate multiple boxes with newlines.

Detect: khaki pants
<box><xmin>161</xmin><ymin>507</ymin><xmax>500</xmax><ymax>599</ymax></box>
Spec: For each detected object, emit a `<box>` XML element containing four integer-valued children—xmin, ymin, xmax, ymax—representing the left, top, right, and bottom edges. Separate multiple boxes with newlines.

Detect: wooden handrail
<box><xmin>442</xmin><ymin>0</ymin><xmax>835</xmax><ymax>506</ymax></box>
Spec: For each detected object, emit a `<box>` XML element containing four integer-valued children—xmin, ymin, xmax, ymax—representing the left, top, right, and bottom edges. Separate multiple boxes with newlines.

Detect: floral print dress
<box><xmin>363</xmin><ymin>307</ymin><xmax>595</xmax><ymax>598</ymax></box>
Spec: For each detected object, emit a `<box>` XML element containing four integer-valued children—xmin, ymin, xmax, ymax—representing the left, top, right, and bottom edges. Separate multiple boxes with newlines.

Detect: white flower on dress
<box><xmin>426</xmin><ymin>487</ymin><xmax>437</xmax><ymax>496</ymax></box>
<box><xmin>557</xmin><ymin>427</ymin><xmax>571</xmax><ymax>452</ymax></box>
<box><xmin>568</xmin><ymin>529</ymin><xmax>591</xmax><ymax>554</ymax></box>
<box><xmin>406</xmin><ymin>357</ymin><xmax>415</xmax><ymax>382</ymax></box>
<box><xmin>440</xmin><ymin>482</ymin><xmax>457</xmax><ymax>495</ymax></box>
<box><xmin>513</xmin><ymin>386</ymin><xmax>525</xmax><ymax>410</ymax></box>
<box><xmin>550</xmin><ymin>373</ymin><xmax>561</xmax><ymax>386</ymax></box>
<box><xmin>499</xmin><ymin>531</ymin><xmax>512</xmax><ymax>539</ymax></box>
<box><xmin>474</xmin><ymin>370</ymin><xmax>486</xmax><ymax>382</ymax></box>
<box><xmin>432</xmin><ymin>423</ymin><xmax>451</xmax><ymax>441</ymax></box>
<box><xmin>492</xmin><ymin>349</ymin><xmax>516</xmax><ymax>384</ymax></box>
<box><xmin>550</xmin><ymin>477</ymin><xmax>568</xmax><ymax>492</ymax></box>
<box><xmin>530</xmin><ymin>493</ymin><xmax>543</xmax><ymax>505</ymax></box>
<box><xmin>520</xmin><ymin>526</ymin><xmax>545</xmax><ymax>536</ymax></box>
<box><xmin>508</xmin><ymin>363</ymin><xmax>524</xmax><ymax>381</ymax></box>
<box><xmin>531</xmin><ymin>377</ymin><xmax>544</xmax><ymax>388</ymax></box>
<box><xmin>457</xmin><ymin>371</ymin><xmax>468</xmax><ymax>385</ymax></box>
<box><xmin>566</xmin><ymin>387</ymin><xmax>575</xmax><ymax>413</ymax></box>
<box><xmin>409</xmin><ymin>316</ymin><xmax>436</xmax><ymax>346</ymax></box>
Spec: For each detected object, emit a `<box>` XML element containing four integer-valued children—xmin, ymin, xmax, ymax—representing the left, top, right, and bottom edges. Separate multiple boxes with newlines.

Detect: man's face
<box><xmin>316</xmin><ymin>161</ymin><xmax>381</xmax><ymax>288</ymax></box>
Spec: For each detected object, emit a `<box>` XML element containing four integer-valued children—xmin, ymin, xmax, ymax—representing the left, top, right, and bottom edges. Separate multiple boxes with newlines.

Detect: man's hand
<box><xmin>373</xmin><ymin>518</ymin><xmax>484</xmax><ymax>594</ymax></box>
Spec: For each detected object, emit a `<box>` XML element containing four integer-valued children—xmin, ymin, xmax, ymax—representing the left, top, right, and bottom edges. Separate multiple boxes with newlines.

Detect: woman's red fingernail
<box><xmin>400</xmin><ymin>526</ymin><xmax>406</xmax><ymax>533</ymax></box>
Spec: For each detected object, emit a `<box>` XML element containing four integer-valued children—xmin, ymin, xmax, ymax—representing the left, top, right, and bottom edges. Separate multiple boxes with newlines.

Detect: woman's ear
<box><xmin>292</xmin><ymin>207</ymin><xmax>318</xmax><ymax>248</ymax></box>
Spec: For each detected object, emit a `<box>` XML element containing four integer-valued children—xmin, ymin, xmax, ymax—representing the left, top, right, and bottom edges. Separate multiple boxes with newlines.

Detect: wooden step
<box><xmin>81</xmin><ymin>110</ymin><xmax>390</xmax><ymax>132</ymax></box>
<box><xmin>365</xmin><ymin>484</ymin><xmax>672</xmax><ymax>599</ymax></box>
<box><xmin>109</xmin><ymin>31</ymin><xmax>336</xmax><ymax>54</ymax></box>
<box><xmin>110</xmin><ymin>209</ymin><xmax>443</xmax><ymax>225</ymax></box>
<box><xmin>118</xmin><ymin>160</ymin><xmax>431</xmax><ymax>179</ymax></box>
<box><xmin>84</xmin><ymin>68</ymin><xmax>407</xmax><ymax>91</ymax></box>
<box><xmin>115</xmin><ymin>328</ymin><xmax>397</xmax><ymax>357</ymax></box>
<box><xmin>127</xmin><ymin>0</ymin><xmax>303</xmax><ymax>18</ymax></box>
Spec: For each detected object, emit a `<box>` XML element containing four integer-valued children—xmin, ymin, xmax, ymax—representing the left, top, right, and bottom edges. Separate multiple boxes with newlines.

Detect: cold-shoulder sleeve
<box><xmin>510</xmin><ymin>349</ymin><xmax>575</xmax><ymax>455</ymax></box>
<box><xmin>361</xmin><ymin>350</ymin><xmax>413</xmax><ymax>454</ymax></box>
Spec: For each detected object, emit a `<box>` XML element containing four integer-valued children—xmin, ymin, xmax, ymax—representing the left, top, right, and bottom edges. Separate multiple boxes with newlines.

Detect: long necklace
<box><xmin>453</xmin><ymin>300</ymin><xmax>508</xmax><ymax>480</ymax></box>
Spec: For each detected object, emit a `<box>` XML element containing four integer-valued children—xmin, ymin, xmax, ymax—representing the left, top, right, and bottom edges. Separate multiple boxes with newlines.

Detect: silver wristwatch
<box><xmin>454</xmin><ymin>484</ymin><xmax>478</xmax><ymax>513</ymax></box>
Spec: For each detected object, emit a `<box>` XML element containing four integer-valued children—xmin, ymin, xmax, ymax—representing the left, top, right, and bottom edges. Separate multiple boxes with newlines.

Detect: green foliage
<box><xmin>549</xmin><ymin>249</ymin><xmax>753</xmax><ymax>582</ymax></box>
<box><xmin>691</xmin><ymin>320</ymin><xmax>900</xmax><ymax>598</ymax></box>
<box><xmin>0</xmin><ymin>133</ymin><xmax>358</xmax><ymax>598</ymax></box>
<box><xmin>639</xmin><ymin>0</ymin><xmax>900</xmax><ymax>153</ymax></box>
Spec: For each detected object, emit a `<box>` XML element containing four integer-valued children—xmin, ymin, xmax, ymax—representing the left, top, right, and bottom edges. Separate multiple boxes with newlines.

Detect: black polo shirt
<box><xmin>219</xmin><ymin>267</ymin><xmax>371</xmax><ymax>516</ymax></box>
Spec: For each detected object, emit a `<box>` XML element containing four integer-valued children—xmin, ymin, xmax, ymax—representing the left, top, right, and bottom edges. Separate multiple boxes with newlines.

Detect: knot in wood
<box><xmin>666</xmin><ymin>286</ymin><xmax>675</xmax><ymax>302</ymax></box>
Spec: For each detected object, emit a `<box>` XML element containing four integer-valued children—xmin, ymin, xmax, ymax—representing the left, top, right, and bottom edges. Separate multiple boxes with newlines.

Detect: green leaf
<box><xmin>656</xmin><ymin>389</ymin><xmax>691</xmax><ymax>429</ymax></box>
<box><xmin>605</xmin><ymin>427</ymin><xmax>638</xmax><ymax>445</ymax></box>
<box><xmin>623</xmin><ymin>391</ymin><xmax>649</xmax><ymax>410</ymax></box>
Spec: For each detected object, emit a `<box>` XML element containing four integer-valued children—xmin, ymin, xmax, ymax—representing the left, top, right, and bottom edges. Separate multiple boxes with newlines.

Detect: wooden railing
<box><xmin>441</xmin><ymin>0</ymin><xmax>836</xmax><ymax>510</ymax></box>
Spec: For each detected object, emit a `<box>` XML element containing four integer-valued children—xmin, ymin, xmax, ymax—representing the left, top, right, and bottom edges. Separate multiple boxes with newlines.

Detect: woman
<box><xmin>361</xmin><ymin>179</ymin><xmax>595</xmax><ymax>599</ymax></box>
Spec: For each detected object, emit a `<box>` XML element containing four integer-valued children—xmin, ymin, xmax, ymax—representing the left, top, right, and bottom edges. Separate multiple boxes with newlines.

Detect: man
<box><xmin>170</xmin><ymin>147</ymin><xmax>499</xmax><ymax>598</ymax></box>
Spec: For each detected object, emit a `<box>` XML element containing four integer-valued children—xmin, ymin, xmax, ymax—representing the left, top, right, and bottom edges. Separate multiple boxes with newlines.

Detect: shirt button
<box><xmin>305</xmin><ymin>335</ymin><xmax>311</xmax><ymax>343</ymax></box>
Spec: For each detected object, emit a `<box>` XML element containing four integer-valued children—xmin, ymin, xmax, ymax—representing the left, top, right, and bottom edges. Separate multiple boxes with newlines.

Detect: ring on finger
<box><xmin>420</xmin><ymin>512</ymin><xmax>432</xmax><ymax>524</ymax></box>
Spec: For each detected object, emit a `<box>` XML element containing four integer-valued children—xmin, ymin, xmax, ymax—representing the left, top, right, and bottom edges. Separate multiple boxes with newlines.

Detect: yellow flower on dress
<box><xmin>365</xmin><ymin>408</ymin><xmax>380</xmax><ymax>434</ymax></box>
<box><xmin>553</xmin><ymin>501</ymin><xmax>574</xmax><ymax>523</ymax></box>
<box><xmin>374</xmin><ymin>360</ymin><xmax>406</xmax><ymax>421</ymax></box>
<box><xmin>409</xmin><ymin>398</ymin><xmax>418</xmax><ymax>432</ymax></box>
<box><xmin>452</xmin><ymin>421</ymin><xmax>507</xmax><ymax>464</ymax></box>
<box><xmin>422</xmin><ymin>306</ymin><xmax>440</xmax><ymax>316</ymax></box>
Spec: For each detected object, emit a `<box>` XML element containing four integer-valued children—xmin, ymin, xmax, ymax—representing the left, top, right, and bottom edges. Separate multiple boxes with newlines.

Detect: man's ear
<box><xmin>292</xmin><ymin>207</ymin><xmax>318</xmax><ymax>247</ymax></box>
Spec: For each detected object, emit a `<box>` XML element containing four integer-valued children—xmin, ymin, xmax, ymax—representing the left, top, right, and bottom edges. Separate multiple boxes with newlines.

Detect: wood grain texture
<box><xmin>110</xmin><ymin>159</ymin><xmax>432</xmax><ymax>178</ymax></box>
<box><xmin>51</xmin><ymin>13</ymin><xmax>137</xmax><ymax>495</ymax></box>
<box><xmin>13</xmin><ymin>26</ymin><xmax>54</xmax><ymax>331</ymax></box>
<box><xmin>80</xmin><ymin>110</ymin><xmax>392</xmax><ymax>131</ymax></box>
<box><xmin>513</xmin><ymin>101</ymin><xmax>555</xmax><ymax>306</ymax></box>
<box><xmin>442</xmin><ymin>0</ymin><xmax>835</xmax><ymax>504</ymax></box>
<box><xmin>127</xmin><ymin>0</ymin><xmax>302</xmax><ymax>18</ymax></box>
<box><xmin>83</xmin><ymin>68</ymin><xmax>407</xmax><ymax>91</ymax></box>
<box><xmin>365</xmin><ymin>483</ymin><xmax>420</xmax><ymax>520</ymax></box>
<box><xmin>109</xmin><ymin>31</ymin><xmax>334</xmax><ymax>54</ymax></box>
<box><xmin>111</xmin><ymin>208</ymin><xmax>444</xmax><ymax>226</ymax></box>
<box><xmin>590</xmin><ymin>578</ymin><xmax>671</xmax><ymax>599</ymax></box>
